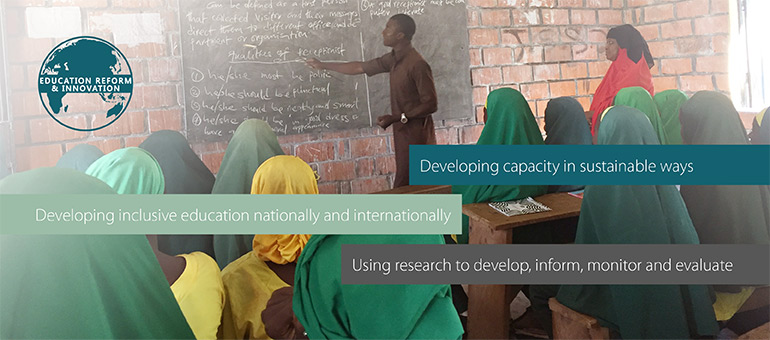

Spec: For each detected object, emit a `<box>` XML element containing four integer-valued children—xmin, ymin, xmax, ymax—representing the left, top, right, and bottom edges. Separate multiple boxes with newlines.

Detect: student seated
<box><xmin>748</xmin><ymin>106</ymin><xmax>769</xmax><ymax>144</ymax></box>
<box><xmin>212</xmin><ymin>119</ymin><xmax>285</xmax><ymax>269</ymax></box>
<box><xmin>0</xmin><ymin>168</ymin><xmax>195</xmax><ymax>339</ymax></box>
<box><xmin>543</xmin><ymin>96</ymin><xmax>592</xmax><ymax>193</ymax></box>
<box><xmin>613</xmin><ymin>86</ymin><xmax>667</xmax><ymax>144</ymax></box>
<box><xmin>653</xmin><ymin>89</ymin><xmax>689</xmax><ymax>145</ymax></box>
<box><xmin>219</xmin><ymin>155</ymin><xmax>315</xmax><ymax>340</ymax></box>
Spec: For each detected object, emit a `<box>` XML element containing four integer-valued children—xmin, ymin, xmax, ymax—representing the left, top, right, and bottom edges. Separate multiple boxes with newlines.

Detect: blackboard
<box><xmin>179</xmin><ymin>0</ymin><xmax>472</xmax><ymax>142</ymax></box>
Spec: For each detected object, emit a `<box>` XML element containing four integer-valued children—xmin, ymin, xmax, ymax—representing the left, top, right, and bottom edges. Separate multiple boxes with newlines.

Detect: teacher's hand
<box><xmin>306</xmin><ymin>58</ymin><xmax>323</xmax><ymax>70</ymax></box>
<box><xmin>376</xmin><ymin>114</ymin><xmax>395</xmax><ymax>129</ymax></box>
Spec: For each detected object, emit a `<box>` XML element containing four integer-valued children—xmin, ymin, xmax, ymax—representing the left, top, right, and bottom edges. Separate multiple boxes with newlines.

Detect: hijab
<box><xmin>654</xmin><ymin>89</ymin><xmax>689</xmax><ymax>145</ymax></box>
<box><xmin>589</xmin><ymin>24</ymin><xmax>655</xmax><ymax>136</ymax></box>
<box><xmin>212</xmin><ymin>119</ymin><xmax>284</xmax><ymax>268</ymax></box>
<box><xmin>139</xmin><ymin>130</ymin><xmax>216</xmax><ymax>257</ymax></box>
<box><xmin>614</xmin><ymin>86</ymin><xmax>667</xmax><ymax>144</ymax></box>
<box><xmin>678</xmin><ymin>91</ymin><xmax>770</xmax><ymax>245</ymax></box>
<box><xmin>544</xmin><ymin>96</ymin><xmax>592</xmax><ymax>193</ymax></box>
<box><xmin>56</xmin><ymin>144</ymin><xmax>104</xmax><ymax>172</ymax></box>
<box><xmin>556</xmin><ymin>107</ymin><xmax>718</xmax><ymax>339</ymax></box>
<box><xmin>251</xmin><ymin>155</ymin><xmax>317</xmax><ymax>264</ymax></box>
<box><xmin>85</xmin><ymin>147</ymin><xmax>165</xmax><ymax>195</ymax></box>
<box><xmin>0</xmin><ymin>168</ymin><xmax>194</xmax><ymax>339</ymax></box>
<box><xmin>452</xmin><ymin>88</ymin><xmax>548</xmax><ymax>244</ymax></box>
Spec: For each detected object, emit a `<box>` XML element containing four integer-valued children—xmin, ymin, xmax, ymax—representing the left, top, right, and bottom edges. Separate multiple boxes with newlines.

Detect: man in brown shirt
<box><xmin>307</xmin><ymin>14</ymin><xmax>437</xmax><ymax>188</ymax></box>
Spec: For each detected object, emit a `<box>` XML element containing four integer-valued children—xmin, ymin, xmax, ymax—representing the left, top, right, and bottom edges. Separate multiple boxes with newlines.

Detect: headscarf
<box><xmin>56</xmin><ymin>144</ymin><xmax>104</xmax><ymax>172</ymax></box>
<box><xmin>293</xmin><ymin>235</ymin><xmax>464</xmax><ymax>339</ymax></box>
<box><xmin>590</xmin><ymin>24</ymin><xmax>655</xmax><ymax>136</ymax></box>
<box><xmin>679</xmin><ymin>91</ymin><xmax>770</xmax><ymax>245</ymax></box>
<box><xmin>452</xmin><ymin>88</ymin><xmax>548</xmax><ymax>244</ymax></box>
<box><xmin>0</xmin><ymin>168</ymin><xmax>194</xmax><ymax>339</ymax></box>
<box><xmin>251</xmin><ymin>155</ymin><xmax>316</xmax><ymax>264</ymax></box>
<box><xmin>749</xmin><ymin>106</ymin><xmax>770</xmax><ymax>144</ymax></box>
<box><xmin>654</xmin><ymin>89</ymin><xmax>689</xmax><ymax>145</ymax></box>
<box><xmin>139</xmin><ymin>130</ymin><xmax>216</xmax><ymax>257</ymax></box>
<box><xmin>544</xmin><ymin>97</ymin><xmax>592</xmax><ymax>193</ymax></box>
<box><xmin>85</xmin><ymin>147</ymin><xmax>165</xmax><ymax>195</ymax></box>
<box><xmin>212</xmin><ymin>119</ymin><xmax>284</xmax><ymax>268</ymax></box>
<box><xmin>556</xmin><ymin>107</ymin><xmax>718</xmax><ymax>339</ymax></box>
<box><xmin>614</xmin><ymin>86</ymin><xmax>667</xmax><ymax>144</ymax></box>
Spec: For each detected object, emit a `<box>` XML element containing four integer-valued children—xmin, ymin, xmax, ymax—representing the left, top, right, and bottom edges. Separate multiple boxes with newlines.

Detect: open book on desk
<box><xmin>488</xmin><ymin>197</ymin><xmax>551</xmax><ymax>217</ymax></box>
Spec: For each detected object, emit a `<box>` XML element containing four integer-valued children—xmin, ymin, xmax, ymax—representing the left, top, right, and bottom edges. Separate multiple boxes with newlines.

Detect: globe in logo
<box><xmin>38</xmin><ymin>36</ymin><xmax>133</xmax><ymax>131</ymax></box>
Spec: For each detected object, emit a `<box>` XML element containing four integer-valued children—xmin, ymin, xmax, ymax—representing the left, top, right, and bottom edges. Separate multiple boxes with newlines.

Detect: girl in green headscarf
<box><xmin>452</xmin><ymin>88</ymin><xmax>548</xmax><ymax>244</ymax></box>
<box><xmin>140</xmin><ymin>130</ymin><xmax>216</xmax><ymax>258</ymax></box>
<box><xmin>654</xmin><ymin>89</ymin><xmax>688</xmax><ymax>145</ymax></box>
<box><xmin>613</xmin><ymin>86</ymin><xmax>668</xmax><ymax>144</ymax></box>
<box><xmin>212</xmin><ymin>119</ymin><xmax>285</xmax><ymax>268</ymax></box>
<box><xmin>293</xmin><ymin>235</ymin><xmax>464</xmax><ymax>339</ymax></box>
<box><xmin>56</xmin><ymin>144</ymin><xmax>104</xmax><ymax>172</ymax></box>
<box><xmin>0</xmin><ymin>168</ymin><xmax>195</xmax><ymax>339</ymax></box>
<box><xmin>85</xmin><ymin>147</ymin><xmax>165</xmax><ymax>194</ymax></box>
<box><xmin>544</xmin><ymin>96</ymin><xmax>592</xmax><ymax>193</ymax></box>
<box><xmin>555</xmin><ymin>106</ymin><xmax>718</xmax><ymax>339</ymax></box>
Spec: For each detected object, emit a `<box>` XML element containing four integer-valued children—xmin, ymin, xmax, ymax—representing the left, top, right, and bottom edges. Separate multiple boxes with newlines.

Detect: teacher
<box><xmin>307</xmin><ymin>14</ymin><xmax>437</xmax><ymax>188</ymax></box>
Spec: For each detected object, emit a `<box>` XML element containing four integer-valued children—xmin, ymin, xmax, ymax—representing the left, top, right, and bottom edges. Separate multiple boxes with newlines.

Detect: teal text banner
<box><xmin>0</xmin><ymin>194</ymin><xmax>461</xmax><ymax>235</ymax></box>
<box><xmin>410</xmin><ymin>145</ymin><xmax>770</xmax><ymax>185</ymax></box>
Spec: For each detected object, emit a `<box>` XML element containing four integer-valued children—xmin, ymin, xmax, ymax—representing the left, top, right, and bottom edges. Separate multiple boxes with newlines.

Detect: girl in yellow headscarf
<box><xmin>219</xmin><ymin>155</ymin><xmax>317</xmax><ymax>340</ymax></box>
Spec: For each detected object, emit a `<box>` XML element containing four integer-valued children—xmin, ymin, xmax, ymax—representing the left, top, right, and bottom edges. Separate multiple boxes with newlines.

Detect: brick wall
<box><xmin>3</xmin><ymin>0</ymin><xmax>733</xmax><ymax>193</ymax></box>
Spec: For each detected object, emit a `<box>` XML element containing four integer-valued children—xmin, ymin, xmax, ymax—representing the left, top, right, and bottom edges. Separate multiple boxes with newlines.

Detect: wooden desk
<box><xmin>371</xmin><ymin>185</ymin><xmax>452</xmax><ymax>195</ymax></box>
<box><xmin>463</xmin><ymin>192</ymin><xmax>583</xmax><ymax>339</ymax></box>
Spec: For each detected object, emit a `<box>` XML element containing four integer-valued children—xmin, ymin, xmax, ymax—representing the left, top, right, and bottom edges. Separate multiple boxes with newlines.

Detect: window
<box><xmin>731</xmin><ymin>0</ymin><xmax>770</xmax><ymax>111</ymax></box>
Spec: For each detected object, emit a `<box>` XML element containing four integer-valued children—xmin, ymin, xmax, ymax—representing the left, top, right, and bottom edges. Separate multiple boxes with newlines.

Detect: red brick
<box><xmin>321</xmin><ymin>161</ymin><xmax>355</xmax><ymax>181</ymax></box>
<box><xmin>5</xmin><ymin>9</ymin><xmax>25</xmax><ymax>36</ymax></box>
<box><xmin>550</xmin><ymin>81</ymin><xmax>577</xmax><ymax>97</ymax></box>
<box><xmin>472</xmin><ymin>87</ymin><xmax>488</xmax><ymax>106</ymax></box>
<box><xmin>645</xmin><ymin>4</ymin><xmax>674</xmax><ymax>22</ymax></box>
<box><xmin>475</xmin><ymin>106</ymin><xmax>485</xmax><ymax>123</ymax></box>
<box><xmin>661</xmin><ymin>20</ymin><xmax>693</xmax><ymax>39</ymax></box>
<box><xmin>541</xmin><ymin>9</ymin><xmax>569</xmax><ymax>25</ymax></box>
<box><xmin>116</xmin><ymin>43</ymin><xmax>168</xmax><ymax>59</ymax></box>
<box><xmin>501</xmin><ymin>28</ymin><xmax>530</xmax><ymax>45</ymax></box>
<box><xmin>9</xmin><ymin>66</ymin><xmax>26</xmax><ymax>91</ymax></box>
<box><xmin>470</xmin><ymin>48</ymin><xmax>482</xmax><ymax>67</ymax></box>
<box><xmin>460</xmin><ymin>125</ymin><xmax>484</xmax><ymax>144</ymax></box>
<box><xmin>589</xmin><ymin>28</ymin><xmax>609</xmax><ymax>43</ymax></box>
<box><xmin>295</xmin><ymin>141</ymin><xmax>335</xmax><ymax>163</ymax></box>
<box><xmin>14</xmin><ymin>121</ymin><xmax>28</xmax><ymax>145</ymax></box>
<box><xmin>544</xmin><ymin>46</ymin><xmax>572</xmax><ymax>62</ymax></box>
<box><xmin>435</xmin><ymin>128</ymin><xmax>459</xmax><ymax>145</ymax></box>
<box><xmin>598</xmin><ymin>10</ymin><xmax>623</xmax><ymax>25</ymax></box>
<box><xmin>481</xmin><ymin>9</ymin><xmax>510</xmax><ymax>26</ymax></box>
<box><xmin>561</xmin><ymin>62</ymin><xmax>588</xmax><ymax>79</ymax></box>
<box><xmin>469</xmin><ymin>29</ymin><xmax>499</xmax><ymax>46</ymax></box>
<box><xmin>111</xmin><ymin>0</ymin><xmax>163</xmax><ymax>7</ymax></box>
<box><xmin>612</xmin><ymin>0</ymin><xmax>623</xmax><ymax>8</ymax></box>
<box><xmin>148</xmin><ymin>58</ymin><xmax>181</xmax><ymax>82</ymax></box>
<box><xmin>710</xmin><ymin>0</ymin><xmax>728</xmax><ymax>14</ymax></box>
<box><xmin>124</xmin><ymin>136</ymin><xmax>145</xmax><ymax>148</ymax></box>
<box><xmin>8</xmin><ymin>38</ymin><xmax>53</xmax><ymax>63</ymax></box>
<box><xmin>502</xmin><ymin>67</ymin><xmax>532</xmax><ymax>86</ymax></box>
<box><xmin>558</xmin><ymin>0</ymin><xmax>584</xmax><ymax>7</ymax></box>
<box><xmin>355</xmin><ymin>158</ymin><xmax>375</xmax><ymax>177</ymax></box>
<box><xmin>28</xmin><ymin>116</ymin><xmax>88</xmax><ymax>143</ymax></box>
<box><xmin>576</xmin><ymin>96</ymin><xmax>591</xmax><ymax>110</ymax></box>
<box><xmin>201</xmin><ymin>152</ymin><xmax>224</xmax><ymax>175</ymax></box>
<box><xmin>93</xmin><ymin>111</ymin><xmax>146</xmax><ymax>137</ymax></box>
<box><xmin>351</xmin><ymin>177</ymin><xmax>390</xmax><ymax>194</ymax></box>
<box><xmin>281</xmin><ymin>144</ymin><xmax>292</xmax><ymax>156</ymax></box>
<box><xmin>520</xmin><ymin>82</ymin><xmax>549</xmax><ymax>100</ymax></box>
<box><xmin>680</xmin><ymin>75</ymin><xmax>715</xmax><ymax>92</ymax></box>
<box><xmin>572</xmin><ymin>45</ymin><xmax>598</xmax><ymax>61</ymax></box>
<box><xmin>467</xmin><ymin>10</ymin><xmax>480</xmax><ymax>27</ymax></box>
<box><xmin>10</xmin><ymin>91</ymin><xmax>47</xmax><ymax>117</ymax></box>
<box><xmin>676</xmin><ymin>0</ymin><xmax>709</xmax><ymax>18</ymax></box>
<box><xmin>536</xmin><ymin>99</ymin><xmax>549</xmax><ymax>118</ymax></box>
<box><xmin>15</xmin><ymin>144</ymin><xmax>63</xmax><ymax>171</ymax></box>
<box><xmin>65</xmin><ymin>139</ymin><xmax>121</xmax><ymax>155</ymax></box>
<box><xmin>696</xmin><ymin>55</ymin><xmax>728</xmax><ymax>73</ymax></box>
<box><xmin>715</xmin><ymin>74</ymin><xmax>729</xmax><ymax>92</ymax></box>
<box><xmin>148</xmin><ymin>108</ymin><xmax>182</xmax><ymax>132</ymax></box>
<box><xmin>140</xmin><ymin>85</ymin><xmax>177</xmax><ymax>108</ymax></box>
<box><xmin>712</xmin><ymin>35</ymin><xmax>729</xmax><ymax>54</ymax></box>
<box><xmin>518</xmin><ymin>46</ymin><xmax>544</xmax><ymax>63</ymax></box>
<box><xmin>533</xmin><ymin>64</ymin><xmax>560</xmax><ymax>81</ymax></box>
<box><xmin>694</xmin><ymin>15</ymin><xmax>729</xmax><ymax>35</ymax></box>
<box><xmin>636</xmin><ymin>24</ymin><xmax>659</xmax><ymax>41</ymax></box>
<box><xmin>571</xmin><ymin>10</ymin><xmax>597</xmax><ymax>25</ymax></box>
<box><xmin>350</xmin><ymin>136</ymin><xmax>388</xmax><ymax>158</ymax></box>
<box><xmin>586</xmin><ymin>78</ymin><xmax>604</xmax><ymax>94</ymax></box>
<box><xmin>468</xmin><ymin>0</ymin><xmax>496</xmax><ymax>6</ymax></box>
<box><xmin>528</xmin><ymin>0</ymin><xmax>556</xmax><ymax>7</ymax></box>
<box><xmin>532</xmin><ymin>27</ymin><xmax>559</xmax><ymax>44</ymax></box>
<box><xmin>336</xmin><ymin>140</ymin><xmax>349</xmax><ymax>159</ymax></box>
<box><xmin>472</xmin><ymin>67</ymin><xmax>502</xmax><ymax>86</ymax></box>
<box><xmin>482</xmin><ymin>48</ymin><xmax>513</xmax><ymax>65</ymax></box>
<box><xmin>660</xmin><ymin>58</ymin><xmax>693</xmax><ymax>75</ymax></box>
<box><xmin>528</xmin><ymin>101</ymin><xmax>537</xmax><ymax>117</ymax></box>
<box><xmin>375</xmin><ymin>156</ymin><xmax>396</xmax><ymax>176</ymax></box>
<box><xmin>648</xmin><ymin>41</ymin><xmax>677</xmax><ymax>58</ymax></box>
<box><xmin>627</xmin><ymin>0</ymin><xmax>652</xmax><ymax>6</ymax></box>
<box><xmin>277</xmin><ymin>133</ymin><xmax>312</xmax><ymax>145</ymax></box>
<box><xmin>52</xmin><ymin>0</ymin><xmax>108</xmax><ymax>6</ymax></box>
<box><xmin>317</xmin><ymin>182</ymin><xmax>338</xmax><ymax>194</ymax></box>
<box><xmin>676</xmin><ymin>37</ymin><xmax>712</xmax><ymax>55</ymax></box>
<box><xmin>586</xmin><ymin>0</ymin><xmax>611</xmax><ymax>7</ymax></box>
<box><xmin>512</xmin><ymin>9</ymin><xmax>539</xmax><ymax>25</ymax></box>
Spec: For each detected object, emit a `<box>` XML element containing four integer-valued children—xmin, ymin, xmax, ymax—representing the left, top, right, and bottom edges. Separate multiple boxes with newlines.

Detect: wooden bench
<box><xmin>371</xmin><ymin>185</ymin><xmax>452</xmax><ymax>195</ymax></box>
<box><xmin>549</xmin><ymin>298</ymin><xmax>610</xmax><ymax>340</ymax></box>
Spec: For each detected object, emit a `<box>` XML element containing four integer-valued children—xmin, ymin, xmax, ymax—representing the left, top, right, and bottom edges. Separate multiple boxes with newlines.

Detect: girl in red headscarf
<box><xmin>589</xmin><ymin>24</ymin><xmax>655</xmax><ymax>137</ymax></box>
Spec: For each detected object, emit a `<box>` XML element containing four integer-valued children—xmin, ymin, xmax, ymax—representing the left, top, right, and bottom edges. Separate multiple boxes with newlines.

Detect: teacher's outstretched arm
<box><xmin>306</xmin><ymin>58</ymin><xmax>363</xmax><ymax>75</ymax></box>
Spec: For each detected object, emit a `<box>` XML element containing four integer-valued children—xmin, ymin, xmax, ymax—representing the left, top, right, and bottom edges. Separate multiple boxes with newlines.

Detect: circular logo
<box><xmin>38</xmin><ymin>36</ymin><xmax>133</xmax><ymax>131</ymax></box>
